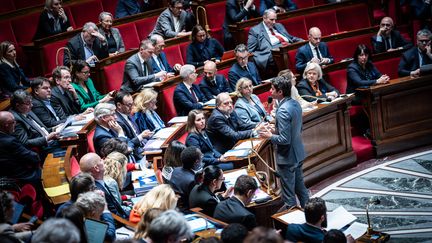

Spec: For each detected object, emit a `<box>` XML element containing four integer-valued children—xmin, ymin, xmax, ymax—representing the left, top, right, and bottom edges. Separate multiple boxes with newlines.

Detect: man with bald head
<box><xmin>371</xmin><ymin>17</ymin><xmax>412</xmax><ymax>54</ymax></box>
<box><xmin>199</xmin><ymin>61</ymin><xmax>230</xmax><ymax>100</ymax></box>
<box><xmin>295</xmin><ymin>27</ymin><xmax>334</xmax><ymax>74</ymax></box>
<box><xmin>0</xmin><ymin>111</ymin><xmax>41</xmax><ymax>184</ymax></box>
<box><xmin>80</xmin><ymin>152</ymin><xmax>128</xmax><ymax>219</ymax></box>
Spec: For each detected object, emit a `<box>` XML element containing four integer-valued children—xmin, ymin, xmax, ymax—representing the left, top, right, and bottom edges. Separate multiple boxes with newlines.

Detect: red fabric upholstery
<box><xmin>70</xmin><ymin>156</ymin><xmax>81</xmax><ymax>178</ymax></box>
<box><xmin>280</xmin><ymin>16</ymin><xmax>307</xmax><ymax>40</ymax></box>
<box><xmin>178</xmin><ymin>132</ymin><xmax>189</xmax><ymax>144</ymax></box>
<box><xmin>219</xmin><ymin>67</ymin><xmax>230</xmax><ymax>80</ymax></box>
<box><xmin>135</xmin><ymin>16</ymin><xmax>158</xmax><ymax>41</ymax></box>
<box><xmin>205</xmin><ymin>2</ymin><xmax>226</xmax><ymax>45</ymax></box>
<box><xmin>287</xmin><ymin>49</ymin><xmax>298</xmax><ymax>73</ymax></box>
<box><xmin>103</xmin><ymin>60</ymin><xmax>126</xmax><ymax>91</ymax></box>
<box><xmin>336</xmin><ymin>5</ymin><xmax>371</xmax><ymax>31</ymax></box>
<box><xmin>0</xmin><ymin>20</ymin><xmax>16</xmax><ymax>43</ymax></box>
<box><xmin>13</xmin><ymin>0</ymin><xmax>44</xmax><ymax>9</ymax></box>
<box><xmin>325</xmin><ymin>69</ymin><xmax>347</xmax><ymax>94</ymax></box>
<box><xmin>164</xmin><ymin>45</ymin><xmax>184</xmax><ymax>66</ymax></box>
<box><xmin>63</xmin><ymin>6</ymin><xmax>76</xmax><ymax>28</ymax></box>
<box><xmin>101</xmin><ymin>0</ymin><xmax>117</xmax><ymax>16</ymax></box>
<box><xmin>160</xmin><ymin>85</ymin><xmax>177</xmax><ymax>122</ymax></box>
<box><xmin>374</xmin><ymin>57</ymin><xmax>401</xmax><ymax>80</ymax></box>
<box><xmin>41</xmin><ymin>39</ymin><xmax>69</xmax><ymax>75</ymax></box>
<box><xmin>305</xmin><ymin>11</ymin><xmax>338</xmax><ymax>36</ymax></box>
<box><xmin>117</xmin><ymin>23</ymin><xmax>140</xmax><ymax>50</ymax></box>
<box><xmin>352</xmin><ymin>136</ymin><xmax>373</xmax><ymax>163</ymax></box>
<box><xmin>313</xmin><ymin>0</ymin><xmax>326</xmax><ymax>5</ymax></box>
<box><xmin>69</xmin><ymin>0</ymin><xmax>103</xmax><ymax>27</ymax></box>
<box><xmin>87</xmin><ymin>129</ymin><xmax>95</xmax><ymax>153</ymax></box>
<box><xmin>11</xmin><ymin>12</ymin><xmax>40</xmax><ymax>44</ymax></box>
<box><xmin>257</xmin><ymin>90</ymin><xmax>271</xmax><ymax>104</ymax></box>
<box><xmin>222</xmin><ymin>50</ymin><xmax>235</xmax><ymax>60</ymax></box>
<box><xmin>292</xmin><ymin>0</ymin><xmax>314</xmax><ymax>8</ymax></box>
<box><xmin>179</xmin><ymin>42</ymin><xmax>190</xmax><ymax>65</ymax></box>
<box><xmin>0</xmin><ymin>0</ymin><xmax>15</xmax><ymax>14</ymax></box>
<box><xmin>327</xmin><ymin>33</ymin><xmax>373</xmax><ymax>62</ymax></box>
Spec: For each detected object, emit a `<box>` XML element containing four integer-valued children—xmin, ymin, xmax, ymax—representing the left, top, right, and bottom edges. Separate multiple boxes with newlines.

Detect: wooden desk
<box><xmin>357</xmin><ymin>74</ymin><xmax>432</xmax><ymax>157</ymax></box>
<box><xmin>271</xmin><ymin>207</ymin><xmax>303</xmax><ymax>236</ymax></box>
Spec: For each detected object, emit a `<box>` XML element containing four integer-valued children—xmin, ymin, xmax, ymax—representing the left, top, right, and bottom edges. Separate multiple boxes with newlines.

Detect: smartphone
<box><xmin>28</xmin><ymin>216</ymin><xmax>38</xmax><ymax>224</ymax></box>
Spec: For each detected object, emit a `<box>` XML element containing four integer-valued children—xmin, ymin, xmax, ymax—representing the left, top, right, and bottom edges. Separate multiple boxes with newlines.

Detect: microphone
<box><xmin>267</xmin><ymin>96</ymin><xmax>273</xmax><ymax>104</ymax></box>
<box><xmin>300</xmin><ymin>95</ymin><xmax>331</xmax><ymax>103</ymax></box>
<box><xmin>366</xmin><ymin>197</ymin><xmax>381</xmax><ymax>236</ymax></box>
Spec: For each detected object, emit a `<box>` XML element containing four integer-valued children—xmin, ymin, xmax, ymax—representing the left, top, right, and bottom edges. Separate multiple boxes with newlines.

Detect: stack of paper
<box><xmin>204</xmin><ymin>99</ymin><xmax>216</xmax><ymax>106</ymax></box>
<box><xmin>144</xmin><ymin>139</ymin><xmax>165</xmax><ymax>150</ymax></box>
<box><xmin>133</xmin><ymin>175</ymin><xmax>158</xmax><ymax>196</ymax></box>
<box><xmin>153</xmin><ymin>127</ymin><xmax>177</xmax><ymax>139</ymax></box>
<box><xmin>223</xmin><ymin>148</ymin><xmax>250</xmax><ymax>158</ymax></box>
<box><xmin>184</xmin><ymin>215</ymin><xmax>216</xmax><ymax>233</ymax></box>
<box><xmin>168</xmin><ymin>116</ymin><xmax>188</xmax><ymax>124</ymax></box>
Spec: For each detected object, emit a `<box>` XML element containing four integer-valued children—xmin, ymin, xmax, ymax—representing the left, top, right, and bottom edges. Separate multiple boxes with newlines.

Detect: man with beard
<box><xmin>285</xmin><ymin>197</ymin><xmax>327</xmax><ymax>243</ymax></box>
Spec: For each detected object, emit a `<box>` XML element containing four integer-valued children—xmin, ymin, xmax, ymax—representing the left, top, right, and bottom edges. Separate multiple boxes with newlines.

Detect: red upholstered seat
<box><xmin>164</xmin><ymin>45</ymin><xmax>184</xmax><ymax>66</ymax></box>
<box><xmin>352</xmin><ymin>136</ymin><xmax>373</xmax><ymax>163</ymax></box>
<box><xmin>280</xmin><ymin>16</ymin><xmax>307</xmax><ymax>40</ymax></box>
<box><xmin>257</xmin><ymin>90</ymin><xmax>271</xmax><ymax>104</ymax></box>
<box><xmin>0</xmin><ymin>0</ymin><xmax>15</xmax><ymax>14</ymax></box>
<box><xmin>13</xmin><ymin>0</ymin><xmax>44</xmax><ymax>9</ymax></box>
<box><xmin>160</xmin><ymin>85</ymin><xmax>177</xmax><ymax>122</ymax></box>
<box><xmin>292</xmin><ymin>0</ymin><xmax>314</xmax><ymax>8</ymax></box>
<box><xmin>70</xmin><ymin>156</ymin><xmax>81</xmax><ymax>178</ymax></box>
<box><xmin>305</xmin><ymin>11</ymin><xmax>338</xmax><ymax>36</ymax></box>
<box><xmin>41</xmin><ymin>39</ymin><xmax>69</xmax><ymax>76</ymax></box>
<box><xmin>327</xmin><ymin>33</ymin><xmax>373</xmax><ymax>62</ymax></box>
<box><xmin>178</xmin><ymin>132</ymin><xmax>189</xmax><ymax>144</ymax></box>
<box><xmin>103</xmin><ymin>60</ymin><xmax>127</xmax><ymax>91</ymax></box>
<box><xmin>87</xmin><ymin>129</ymin><xmax>95</xmax><ymax>153</ymax></box>
<box><xmin>325</xmin><ymin>69</ymin><xmax>347</xmax><ymax>94</ymax></box>
<box><xmin>69</xmin><ymin>0</ymin><xmax>103</xmax><ymax>27</ymax></box>
<box><xmin>117</xmin><ymin>23</ymin><xmax>140</xmax><ymax>50</ymax></box>
<box><xmin>101</xmin><ymin>0</ymin><xmax>117</xmax><ymax>16</ymax></box>
<box><xmin>287</xmin><ymin>49</ymin><xmax>298</xmax><ymax>73</ymax></box>
<box><xmin>336</xmin><ymin>5</ymin><xmax>371</xmax><ymax>31</ymax></box>
<box><xmin>205</xmin><ymin>1</ymin><xmax>226</xmax><ymax>45</ymax></box>
<box><xmin>179</xmin><ymin>42</ymin><xmax>190</xmax><ymax>65</ymax></box>
<box><xmin>218</xmin><ymin>67</ymin><xmax>230</xmax><ymax>80</ymax></box>
<box><xmin>374</xmin><ymin>57</ymin><xmax>401</xmax><ymax>80</ymax></box>
<box><xmin>11</xmin><ymin>12</ymin><xmax>40</xmax><ymax>44</ymax></box>
<box><xmin>0</xmin><ymin>20</ymin><xmax>16</xmax><ymax>43</ymax></box>
<box><xmin>135</xmin><ymin>16</ymin><xmax>158</xmax><ymax>41</ymax></box>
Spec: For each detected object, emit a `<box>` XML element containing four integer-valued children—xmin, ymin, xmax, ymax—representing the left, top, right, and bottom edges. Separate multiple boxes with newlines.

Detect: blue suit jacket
<box><xmin>199</xmin><ymin>75</ymin><xmax>230</xmax><ymax>100</ymax></box>
<box><xmin>168</xmin><ymin>167</ymin><xmax>196</xmax><ymax>209</ymax></box>
<box><xmin>32</xmin><ymin>97</ymin><xmax>67</xmax><ymax>128</ymax></box>
<box><xmin>228</xmin><ymin>62</ymin><xmax>262</xmax><ymax>91</ymax></box>
<box><xmin>213</xmin><ymin>196</ymin><xmax>257</xmax><ymax>230</ymax></box>
<box><xmin>186</xmin><ymin>132</ymin><xmax>221</xmax><ymax>166</ymax></box>
<box><xmin>234</xmin><ymin>95</ymin><xmax>267</xmax><ymax>127</ymax></box>
<box><xmin>151</xmin><ymin>52</ymin><xmax>174</xmax><ymax>73</ymax></box>
<box><xmin>173</xmin><ymin>82</ymin><xmax>208</xmax><ymax>116</ymax></box>
<box><xmin>115</xmin><ymin>111</ymin><xmax>145</xmax><ymax>160</ymax></box>
<box><xmin>295</xmin><ymin>42</ymin><xmax>334</xmax><ymax>73</ymax></box>
<box><xmin>133</xmin><ymin>110</ymin><xmax>165</xmax><ymax>133</ymax></box>
<box><xmin>95</xmin><ymin>180</ymin><xmax>128</xmax><ymax>219</ymax></box>
<box><xmin>346</xmin><ymin>61</ymin><xmax>381</xmax><ymax>94</ymax></box>
<box><xmin>93</xmin><ymin>124</ymin><xmax>128</xmax><ymax>156</ymax></box>
<box><xmin>186</xmin><ymin>38</ymin><xmax>224</xmax><ymax>67</ymax></box>
<box><xmin>115</xmin><ymin>0</ymin><xmax>156</xmax><ymax>18</ymax></box>
<box><xmin>398</xmin><ymin>47</ymin><xmax>432</xmax><ymax>77</ymax></box>
<box><xmin>259</xmin><ymin>0</ymin><xmax>297</xmax><ymax>15</ymax></box>
<box><xmin>286</xmin><ymin>223</ymin><xmax>325</xmax><ymax>243</ymax></box>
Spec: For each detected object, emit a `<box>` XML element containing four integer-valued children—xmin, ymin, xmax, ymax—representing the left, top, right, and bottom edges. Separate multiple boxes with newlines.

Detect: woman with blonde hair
<box><xmin>133</xmin><ymin>88</ymin><xmax>165</xmax><ymax>133</ymax></box>
<box><xmin>103</xmin><ymin>151</ymin><xmax>131</xmax><ymax>215</ymax></box>
<box><xmin>129</xmin><ymin>184</ymin><xmax>177</xmax><ymax>223</ymax></box>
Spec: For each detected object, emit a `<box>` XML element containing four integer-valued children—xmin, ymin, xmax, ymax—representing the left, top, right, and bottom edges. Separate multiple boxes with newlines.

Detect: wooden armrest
<box><xmin>111</xmin><ymin>213</ymin><xmax>137</xmax><ymax>229</ymax></box>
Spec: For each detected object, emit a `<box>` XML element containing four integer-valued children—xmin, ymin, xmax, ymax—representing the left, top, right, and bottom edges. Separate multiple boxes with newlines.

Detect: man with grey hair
<box><xmin>147</xmin><ymin>210</ymin><xmax>193</xmax><ymax>243</ymax></box>
<box><xmin>31</xmin><ymin>218</ymin><xmax>80</xmax><ymax>243</ymax></box>
<box><xmin>228</xmin><ymin>44</ymin><xmax>262</xmax><ymax>91</ymax></box>
<box><xmin>248</xmin><ymin>9</ymin><xmax>303</xmax><ymax>76</ymax></box>
<box><xmin>64</xmin><ymin>21</ymin><xmax>109</xmax><ymax>67</ymax></box>
<box><xmin>121</xmin><ymin>39</ymin><xmax>168</xmax><ymax>92</ymax></box>
<box><xmin>398</xmin><ymin>29</ymin><xmax>432</xmax><ymax>77</ymax></box>
<box><xmin>149</xmin><ymin>34</ymin><xmax>182</xmax><ymax>74</ymax></box>
<box><xmin>173</xmin><ymin>64</ymin><xmax>208</xmax><ymax>116</ymax></box>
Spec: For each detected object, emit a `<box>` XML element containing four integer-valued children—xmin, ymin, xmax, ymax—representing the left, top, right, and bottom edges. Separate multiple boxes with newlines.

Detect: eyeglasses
<box><xmin>81</xmin><ymin>71</ymin><xmax>90</xmax><ymax>75</ymax></box>
<box><xmin>418</xmin><ymin>39</ymin><xmax>431</xmax><ymax>44</ymax></box>
<box><xmin>218</xmin><ymin>177</ymin><xmax>225</xmax><ymax>181</ymax></box>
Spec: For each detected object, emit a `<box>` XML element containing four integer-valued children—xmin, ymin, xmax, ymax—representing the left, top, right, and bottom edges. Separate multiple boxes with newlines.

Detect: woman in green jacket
<box><xmin>71</xmin><ymin>60</ymin><xmax>113</xmax><ymax>111</ymax></box>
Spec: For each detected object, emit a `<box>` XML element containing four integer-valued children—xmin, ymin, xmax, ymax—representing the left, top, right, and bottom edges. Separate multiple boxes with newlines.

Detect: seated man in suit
<box><xmin>199</xmin><ymin>61</ymin><xmax>230</xmax><ymax>100</ymax></box>
<box><xmin>93</xmin><ymin>103</ymin><xmax>129</xmax><ymax>155</ymax></box>
<box><xmin>213</xmin><ymin>175</ymin><xmax>258</xmax><ymax>230</ymax></box>
<box><xmin>398</xmin><ymin>29</ymin><xmax>432</xmax><ymax>78</ymax></box>
<box><xmin>121</xmin><ymin>39</ymin><xmax>167</xmax><ymax>92</ymax></box>
<box><xmin>223</xmin><ymin>0</ymin><xmax>260</xmax><ymax>50</ymax></box>
<box><xmin>295</xmin><ymin>27</ymin><xmax>334</xmax><ymax>74</ymax></box>
<box><xmin>173</xmin><ymin>64</ymin><xmax>208</xmax><ymax>116</ymax></box>
<box><xmin>285</xmin><ymin>197</ymin><xmax>327</xmax><ymax>243</ymax></box>
<box><xmin>150</xmin><ymin>0</ymin><xmax>192</xmax><ymax>39</ymax></box>
<box><xmin>79</xmin><ymin>152</ymin><xmax>129</xmax><ymax>219</ymax></box>
<box><xmin>0</xmin><ymin>111</ymin><xmax>42</xmax><ymax>184</ymax></box>
<box><xmin>169</xmin><ymin>146</ymin><xmax>203</xmax><ymax>210</ymax></box>
<box><xmin>228</xmin><ymin>44</ymin><xmax>262</xmax><ymax>91</ymax></box>
<box><xmin>259</xmin><ymin>0</ymin><xmax>297</xmax><ymax>15</ymax></box>
<box><xmin>248</xmin><ymin>9</ymin><xmax>303</xmax><ymax>77</ymax></box>
<box><xmin>372</xmin><ymin>17</ymin><xmax>412</xmax><ymax>54</ymax></box>
<box><xmin>115</xmin><ymin>0</ymin><xmax>157</xmax><ymax>18</ymax></box>
<box><xmin>10</xmin><ymin>90</ymin><xmax>60</xmax><ymax>151</ymax></box>
<box><xmin>149</xmin><ymin>34</ymin><xmax>182</xmax><ymax>75</ymax></box>
<box><xmin>206</xmin><ymin>92</ymin><xmax>259</xmax><ymax>154</ymax></box>
<box><xmin>63</xmin><ymin>22</ymin><xmax>109</xmax><ymax>67</ymax></box>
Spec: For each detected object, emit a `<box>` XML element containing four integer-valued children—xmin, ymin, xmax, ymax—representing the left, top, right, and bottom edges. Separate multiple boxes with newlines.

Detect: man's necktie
<box><xmin>385</xmin><ymin>37</ymin><xmax>391</xmax><ymax>50</ymax></box>
<box><xmin>190</xmin><ymin>87</ymin><xmax>198</xmax><ymax>102</ymax></box>
<box><xmin>142</xmin><ymin>62</ymin><xmax>148</xmax><ymax>76</ymax></box>
<box><xmin>270</xmin><ymin>28</ymin><xmax>288</xmax><ymax>45</ymax></box>
<box><xmin>315</xmin><ymin>47</ymin><xmax>322</xmax><ymax>60</ymax></box>
<box><xmin>158</xmin><ymin>56</ymin><xmax>165</xmax><ymax>71</ymax></box>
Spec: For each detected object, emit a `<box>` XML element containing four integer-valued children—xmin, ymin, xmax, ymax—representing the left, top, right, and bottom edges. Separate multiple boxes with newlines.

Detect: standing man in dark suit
<box><xmin>206</xmin><ymin>93</ymin><xmax>258</xmax><ymax>154</ymax></box>
<box><xmin>0</xmin><ymin>111</ymin><xmax>41</xmax><ymax>184</ymax></box>
<box><xmin>295</xmin><ymin>27</ymin><xmax>334</xmax><ymax>74</ymax></box>
<box><xmin>173</xmin><ymin>64</ymin><xmax>208</xmax><ymax>116</ymax></box>
<box><xmin>259</xmin><ymin>0</ymin><xmax>297</xmax><ymax>15</ymax></box>
<box><xmin>199</xmin><ymin>61</ymin><xmax>230</xmax><ymax>100</ymax></box>
<box><xmin>150</xmin><ymin>0</ymin><xmax>192</xmax><ymax>39</ymax></box>
<box><xmin>371</xmin><ymin>17</ymin><xmax>412</xmax><ymax>54</ymax></box>
<box><xmin>228</xmin><ymin>44</ymin><xmax>262</xmax><ymax>91</ymax></box>
<box><xmin>398</xmin><ymin>29</ymin><xmax>432</xmax><ymax>77</ymax></box>
<box><xmin>248</xmin><ymin>9</ymin><xmax>303</xmax><ymax>77</ymax></box>
<box><xmin>63</xmin><ymin>22</ymin><xmax>109</xmax><ymax>67</ymax></box>
<box><xmin>149</xmin><ymin>34</ymin><xmax>181</xmax><ymax>74</ymax></box>
<box><xmin>121</xmin><ymin>39</ymin><xmax>167</xmax><ymax>92</ymax></box>
<box><xmin>213</xmin><ymin>175</ymin><xmax>258</xmax><ymax>230</ymax></box>
<box><xmin>223</xmin><ymin>0</ymin><xmax>260</xmax><ymax>50</ymax></box>
<box><xmin>259</xmin><ymin>75</ymin><xmax>309</xmax><ymax>208</ymax></box>
<box><xmin>115</xmin><ymin>0</ymin><xmax>157</xmax><ymax>18</ymax></box>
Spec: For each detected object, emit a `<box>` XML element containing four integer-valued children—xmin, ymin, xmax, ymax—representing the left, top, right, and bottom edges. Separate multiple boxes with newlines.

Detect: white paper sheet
<box><xmin>204</xmin><ymin>99</ymin><xmax>216</xmax><ymax>106</ymax></box>
<box><xmin>144</xmin><ymin>139</ymin><xmax>165</xmax><ymax>150</ymax></box>
<box><xmin>167</xmin><ymin>116</ymin><xmax>188</xmax><ymax>124</ymax></box>
<box><xmin>234</xmin><ymin>140</ymin><xmax>263</xmax><ymax>150</ymax></box>
<box><xmin>325</xmin><ymin>206</ymin><xmax>357</xmax><ymax>230</ymax></box>
<box><xmin>223</xmin><ymin>148</ymin><xmax>250</xmax><ymax>157</ymax></box>
<box><xmin>152</xmin><ymin>127</ymin><xmax>177</xmax><ymax>139</ymax></box>
<box><xmin>115</xmin><ymin>226</ymin><xmax>134</xmax><ymax>239</ymax></box>
<box><xmin>277</xmin><ymin>210</ymin><xmax>306</xmax><ymax>224</ymax></box>
<box><xmin>343</xmin><ymin>222</ymin><xmax>368</xmax><ymax>239</ymax></box>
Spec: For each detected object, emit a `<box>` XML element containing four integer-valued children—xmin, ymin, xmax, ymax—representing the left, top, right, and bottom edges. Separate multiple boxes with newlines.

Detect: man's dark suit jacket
<box><xmin>34</xmin><ymin>10</ymin><xmax>71</xmax><ymax>40</ymax></box>
<box><xmin>115</xmin><ymin>0</ymin><xmax>156</xmax><ymax>18</ymax></box>
<box><xmin>295</xmin><ymin>42</ymin><xmax>334</xmax><ymax>73</ymax></box>
<box><xmin>189</xmin><ymin>184</ymin><xmax>223</xmax><ymax>216</ymax></box>
<box><xmin>199</xmin><ymin>74</ymin><xmax>230</xmax><ymax>100</ymax></box>
<box><xmin>223</xmin><ymin>0</ymin><xmax>260</xmax><ymax>49</ymax></box>
<box><xmin>296</xmin><ymin>78</ymin><xmax>339</xmax><ymax>102</ymax></box>
<box><xmin>150</xmin><ymin>8</ymin><xmax>189</xmax><ymax>39</ymax></box>
<box><xmin>213</xmin><ymin>196</ymin><xmax>257</xmax><ymax>230</ymax></box>
<box><xmin>398</xmin><ymin>46</ymin><xmax>432</xmax><ymax>77</ymax></box>
<box><xmin>259</xmin><ymin>0</ymin><xmax>297</xmax><ymax>14</ymax></box>
<box><xmin>168</xmin><ymin>167</ymin><xmax>196</xmax><ymax>209</ymax></box>
<box><xmin>186</xmin><ymin>38</ymin><xmax>225</xmax><ymax>67</ymax></box>
<box><xmin>371</xmin><ymin>30</ymin><xmax>413</xmax><ymax>54</ymax></box>
<box><xmin>93</xmin><ymin>124</ymin><xmax>128</xmax><ymax>156</ymax></box>
<box><xmin>115</xmin><ymin>111</ymin><xmax>145</xmax><ymax>159</ymax></box>
<box><xmin>32</xmin><ymin>97</ymin><xmax>67</xmax><ymax>128</ymax></box>
<box><xmin>285</xmin><ymin>223</ymin><xmax>325</xmax><ymax>243</ymax></box>
<box><xmin>186</xmin><ymin>132</ymin><xmax>221</xmax><ymax>166</ymax></box>
<box><xmin>0</xmin><ymin>131</ymin><xmax>41</xmax><ymax>183</ymax></box>
<box><xmin>206</xmin><ymin>109</ymin><xmax>254</xmax><ymax>154</ymax></box>
<box><xmin>11</xmin><ymin>110</ymin><xmax>49</xmax><ymax>148</ymax></box>
<box><xmin>51</xmin><ymin>86</ymin><xmax>81</xmax><ymax>117</ymax></box>
<box><xmin>122</xmin><ymin>53</ymin><xmax>157</xmax><ymax>93</ymax></box>
<box><xmin>63</xmin><ymin>33</ymin><xmax>109</xmax><ymax>67</ymax></box>
<box><xmin>228</xmin><ymin>62</ymin><xmax>261</xmax><ymax>92</ymax></box>
<box><xmin>173</xmin><ymin>82</ymin><xmax>208</xmax><ymax>116</ymax></box>
<box><xmin>0</xmin><ymin>63</ymin><xmax>30</xmax><ymax>95</ymax></box>
<box><xmin>95</xmin><ymin>180</ymin><xmax>128</xmax><ymax>219</ymax></box>
<box><xmin>346</xmin><ymin>61</ymin><xmax>382</xmax><ymax>94</ymax></box>
<box><xmin>151</xmin><ymin>52</ymin><xmax>174</xmax><ymax>73</ymax></box>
